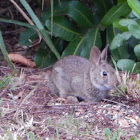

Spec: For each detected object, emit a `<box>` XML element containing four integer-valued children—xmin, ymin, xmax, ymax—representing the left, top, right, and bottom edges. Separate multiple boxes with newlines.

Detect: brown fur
<box><xmin>48</xmin><ymin>46</ymin><xmax>119</xmax><ymax>101</ymax></box>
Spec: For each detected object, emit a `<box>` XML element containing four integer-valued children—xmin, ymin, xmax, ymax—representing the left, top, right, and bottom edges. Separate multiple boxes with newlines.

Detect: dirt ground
<box><xmin>0</xmin><ymin>63</ymin><xmax>140</xmax><ymax>140</ymax></box>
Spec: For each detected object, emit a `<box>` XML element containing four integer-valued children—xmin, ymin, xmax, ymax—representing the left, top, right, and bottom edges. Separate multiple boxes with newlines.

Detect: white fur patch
<box><xmin>92</xmin><ymin>82</ymin><xmax>110</xmax><ymax>91</ymax></box>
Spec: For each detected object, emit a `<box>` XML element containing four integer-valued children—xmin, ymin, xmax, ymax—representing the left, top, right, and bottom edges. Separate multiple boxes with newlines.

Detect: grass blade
<box><xmin>19</xmin><ymin>0</ymin><xmax>60</xmax><ymax>59</ymax></box>
<box><xmin>51</xmin><ymin>0</ymin><xmax>54</xmax><ymax>37</ymax></box>
<box><xmin>0</xmin><ymin>31</ymin><xmax>14</xmax><ymax>69</ymax></box>
<box><xmin>0</xmin><ymin>18</ymin><xmax>37</xmax><ymax>30</ymax></box>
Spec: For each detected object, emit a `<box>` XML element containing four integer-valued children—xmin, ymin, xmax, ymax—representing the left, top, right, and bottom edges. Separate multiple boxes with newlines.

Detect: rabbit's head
<box><xmin>90</xmin><ymin>45</ymin><xmax>119</xmax><ymax>91</ymax></box>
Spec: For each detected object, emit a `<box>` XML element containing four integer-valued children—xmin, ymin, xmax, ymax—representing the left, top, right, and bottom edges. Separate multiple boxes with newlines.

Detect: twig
<box><xmin>9</xmin><ymin>0</ymin><xmax>42</xmax><ymax>47</ymax></box>
<box><xmin>9</xmin><ymin>0</ymin><xmax>34</xmax><ymax>25</ymax></box>
<box><xmin>103</xmin><ymin>98</ymin><xmax>127</xmax><ymax>107</ymax></box>
<box><xmin>44</xmin><ymin>103</ymin><xmax>91</xmax><ymax>108</ymax></box>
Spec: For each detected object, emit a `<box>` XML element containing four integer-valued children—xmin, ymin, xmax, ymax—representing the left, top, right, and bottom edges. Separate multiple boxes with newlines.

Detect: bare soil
<box><xmin>0</xmin><ymin>63</ymin><xmax>140</xmax><ymax>140</ymax></box>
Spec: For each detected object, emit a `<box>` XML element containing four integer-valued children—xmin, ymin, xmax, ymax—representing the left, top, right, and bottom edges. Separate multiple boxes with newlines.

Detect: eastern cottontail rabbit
<box><xmin>48</xmin><ymin>45</ymin><xmax>119</xmax><ymax>101</ymax></box>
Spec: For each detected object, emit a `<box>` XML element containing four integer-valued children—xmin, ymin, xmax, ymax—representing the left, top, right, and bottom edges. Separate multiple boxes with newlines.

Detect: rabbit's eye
<box><xmin>103</xmin><ymin>71</ymin><xmax>107</xmax><ymax>76</ymax></box>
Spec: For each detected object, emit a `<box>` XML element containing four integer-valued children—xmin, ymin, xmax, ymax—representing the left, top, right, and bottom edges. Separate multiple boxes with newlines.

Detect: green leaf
<box><xmin>117</xmin><ymin>59</ymin><xmax>135</xmax><ymax>72</ymax></box>
<box><xmin>132</xmin><ymin>10</ymin><xmax>140</xmax><ymax>19</ymax></box>
<box><xmin>34</xmin><ymin>43</ymin><xmax>57</xmax><ymax>68</ymax></box>
<box><xmin>62</xmin><ymin>39</ymin><xmax>81</xmax><ymax>56</ymax></box>
<box><xmin>119</xmin><ymin>19</ymin><xmax>138</xmax><ymax>27</ymax></box>
<box><xmin>113</xmin><ymin>19</ymin><xmax>128</xmax><ymax>32</ymax></box>
<box><xmin>127</xmin><ymin>36</ymin><xmax>139</xmax><ymax>48</ymax></box>
<box><xmin>106</xmin><ymin>25</ymin><xmax>116</xmax><ymax>45</ymax></box>
<box><xmin>110</xmin><ymin>32</ymin><xmax>131</xmax><ymax>50</ymax></box>
<box><xmin>65</xmin><ymin>1</ymin><xmax>95</xmax><ymax>28</ymax></box>
<box><xmin>94</xmin><ymin>0</ymin><xmax>114</xmax><ymax>19</ymax></box>
<box><xmin>135</xmin><ymin>62</ymin><xmax>140</xmax><ymax>73</ymax></box>
<box><xmin>111</xmin><ymin>46</ymin><xmax>129</xmax><ymax>61</ymax></box>
<box><xmin>18</xmin><ymin>28</ymin><xmax>38</xmax><ymax>46</ymax></box>
<box><xmin>134</xmin><ymin>44</ymin><xmax>140</xmax><ymax>60</ymax></box>
<box><xmin>118</xmin><ymin>0</ymin><xmax>127</xmax><ymax>3</ymax></box>
<box><xmin>45</xmin><ymin>16</ymin><xmax>81</xmax><ymax>41</ymax></box>
<box><xmin>42</xmin><ymin>1</ymin><xmax>95</xmax><ymax>29</ymax></box>
<box><xmin>101</xmin><ymin>2</ymin><xmax>131</xmax><ymax>28</ymax></box>
<box><xmin>112</xmin><ymin>132</ymin><xmax>118</xmax><ymax>140</ymax></box>
<box><xmin>128</xmin><ymin>24</ymin><xmax>140</xmax><ymax>39</ymax></box>
<box><xmin>118</xmin><ymin>19</ymin><xmax>140</xmax><ymax>39</ymax></box>
<box><xmin>127</xmin><ymin>0</ymin><xmax>140</xmax><ymax>16</ymax></box>
<box><xmin>62</xmin><ymin>28</ymin><xmax>101</xmax><ymax>58</ymax></box>
<box><xmin>104</xmin><ymin>128</ymin><xmax>111</xmax><ymax>137</ymax></box>
<box><xmin>41</xmin><ymin>2</ymin><xmax>67</xmax><ymax>23</ymax></box>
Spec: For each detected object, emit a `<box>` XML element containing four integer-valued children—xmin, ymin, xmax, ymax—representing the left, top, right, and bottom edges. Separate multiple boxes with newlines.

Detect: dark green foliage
<box><xmin>37</xmin><ymin>0</ymin><xmax>103</xmax><ymax>67</ymax></box>
<box><xmin>40</xmin><ymin>0</ymin><xmax>140</xmax><ymax>71</ymax></box>
<box><xmin>34</xmin><ymin>42</ymin><xmax>57</xmax><ymax>68</ymax></box>
<box><xmin>2</xmin><ymin>0</ymin><xmax>140</xmax><ymax>71</ymax></box>
<box><xmin>62</xmin><ymin>28</ymin><xmax>101</xmax><ymax>58</ymax></box>
<box><xmin>101</xmin><ymin>2</ymin><xmax>131</xmax><ymax>28</ymax></box>
<box><xmin>19</xmin><ymin>28</ymin><xmax>38</xmax><ymax>47</ymax></box>
<box><xmin>117</xmin><ymin>59</ymin><xmax>135</xmax><ymax>72</ymax></box>
<box><xmin>45</xmin><ymin>16</ymin><xmax>82</xmax><ymax>41</ymax></box>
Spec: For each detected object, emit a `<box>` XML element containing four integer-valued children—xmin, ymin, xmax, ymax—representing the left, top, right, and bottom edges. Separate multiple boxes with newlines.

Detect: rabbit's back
<box><xmin>53</xmin><ymin>55</ymin><xmax>92</xmax><ymax>76</ymax></box>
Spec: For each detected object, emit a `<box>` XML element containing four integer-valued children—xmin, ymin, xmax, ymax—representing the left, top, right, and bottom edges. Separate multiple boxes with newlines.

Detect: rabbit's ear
<box><xmin>101</xmin><ymin>44</ymin><xmax>109</xmax><ymax>60</ymax></box>
<box><xmin>90</xmin><ymin>46</ymin><xmax>101</xmax><ymax>65</ymax></box>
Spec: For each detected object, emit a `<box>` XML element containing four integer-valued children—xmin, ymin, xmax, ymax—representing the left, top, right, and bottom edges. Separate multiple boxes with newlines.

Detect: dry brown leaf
<box><xmin>8</xmin><ymin>53</ymin><xmax>36</xmax><ymax>68</ymax></box>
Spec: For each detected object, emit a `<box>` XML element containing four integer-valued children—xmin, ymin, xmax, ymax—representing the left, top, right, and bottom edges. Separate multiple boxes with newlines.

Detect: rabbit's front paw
<box><xmin>67</xmin><ymin>96</ymin><xmax>79</xmax><ymax>103</ymax></box>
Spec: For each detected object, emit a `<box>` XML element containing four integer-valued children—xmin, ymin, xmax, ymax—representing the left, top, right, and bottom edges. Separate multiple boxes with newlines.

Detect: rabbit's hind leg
<box><xmin>52</xmin><ymin>67</ymin><xmax>73</xmax><ymax>98</ymax></box>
